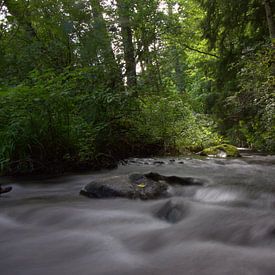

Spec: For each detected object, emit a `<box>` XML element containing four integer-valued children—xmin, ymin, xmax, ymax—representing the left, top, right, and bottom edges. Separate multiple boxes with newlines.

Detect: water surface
<box><xmin>1</xmin><ymin>153</ymin><xmax>275</xmax><ymax>275</ymax></box>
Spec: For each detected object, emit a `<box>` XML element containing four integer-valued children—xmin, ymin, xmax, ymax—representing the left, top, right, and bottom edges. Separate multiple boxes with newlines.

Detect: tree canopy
<box><xmin>0</xmin><ymin>0</ymin><xmax>274</xmax><ymax>174</ymax></box>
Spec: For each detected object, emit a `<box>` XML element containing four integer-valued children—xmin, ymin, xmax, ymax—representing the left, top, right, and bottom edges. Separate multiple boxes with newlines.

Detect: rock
<box><xmin>156</xmin><ymin>199</ymin><xmax>187</xmax><ymax>223</ymax></box>
<box><xmin>153</xmin><ymin>161</ymin><xmax>165</xmax><ymax>165</ymax></box>
<box><xmin>80</xmin><ymin>173</ymin><xmax>168</xmax><ymax>200</ymax></box>
<box><xmin>0</xmin><ymin>185</ymin><xmax>12</xmax><ymax>194</ymax></box>
<box><xmin>80</xmin><ymin>172</ymin><xmax>205</xmax><ymax>200</ymax></box>
<box><xmin>128</xmin><ymin>173</ymin><xmax>144</xmax><ymax>182</ymax></box>
<box><xmin>145</xmin><ymin>172</ymin><xmax>205</xmax><ymax>186</ymax></box>
<box><xmin>200</xmin><ymin>144</ymin><xmax>240</xmax><ymax>158</ymax></box>
<box><xmin>80</xmin><ymin>177</ymin><xmax>133</xmax><ymax>199</ymax></box>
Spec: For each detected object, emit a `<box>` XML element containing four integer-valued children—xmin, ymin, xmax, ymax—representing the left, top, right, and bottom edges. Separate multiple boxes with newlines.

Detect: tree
<box><xmin>89</xmin><ymin>0</ymin><xmax>122</xmax><ymax>87</ymax></box>
<box><xmin>264</xmin><ymin>0</ymin><xmax>275</xmax><ymax>45</ymax></box>
<box><xmin>263</xmin><ymin>0</ymin><xmax>275</xmax><ymax>75</ymax></box>
<box><xmin>195</xmin><ymin>0</ymin><xmax>274</xmax><ymax>148</ymax></box>
<box><xmin>117</xmin><ymin>0</ymin><xmax>137</xmax><ymax>87</ymax></box>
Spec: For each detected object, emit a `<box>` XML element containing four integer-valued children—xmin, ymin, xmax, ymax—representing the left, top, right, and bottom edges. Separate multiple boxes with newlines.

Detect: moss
<box><xmin>201</xmin><ymin>144</ymin><xmax>240</xmax><ymax>157</ymax></box>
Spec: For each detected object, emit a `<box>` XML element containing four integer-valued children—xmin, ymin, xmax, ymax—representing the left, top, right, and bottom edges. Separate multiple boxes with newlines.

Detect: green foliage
<box><xmin>136</xmin><ymin>82</ymin><xmax>190</xmax><ymax>147</ymax></box>
<box><xmin>226</xmin><ymin>45</ymin><xmax>275</xmax><ymax>151</ymax></box>
<box><xmin>0</xmin><ymin>0</ymin><xmax>273</xmax><ymax>175</ymax></box>
<box><xmin>2</xmin><ymin>86</ymin><xmax>82</xmax><ymax>172</ymax></box>
<box><xmin>194</xmin><ymin>0</ymin><xmax>274</xmax><ymax>151</ymax></box>
<box><xmin>0</xmin><ymin>67</ymin><xmax>125</xmax><ymax>174</ymax></box>
<box><xmin>134</xmin><ymin>80</ymin><xmax>222</xmax><ymax>151</ymax></box>
<box><xmin>0</xmin><ymin>84</ymin><xmax>78</xmax><ymax>173</ymax></box>
<box><xmin>177</xmin><ymin>113</ymin><xmax>223</xmax><ymax>150</ymax></box>
<box><xmin>0</xmin><ymin>68</ymin><xmax>223</xmax><ymax>174</ymax></box>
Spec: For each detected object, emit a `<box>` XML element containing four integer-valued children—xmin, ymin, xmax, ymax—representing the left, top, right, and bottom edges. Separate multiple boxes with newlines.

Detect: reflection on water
<box><xmin>1</xmin><ymin>154</ymin><xmax>275</xmax><ymax>275</ymax></box>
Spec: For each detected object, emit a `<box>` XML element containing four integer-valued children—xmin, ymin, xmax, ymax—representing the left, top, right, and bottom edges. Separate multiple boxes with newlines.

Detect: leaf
<box><xmin>137</xmin><ymin>183</ymin><xmax>146</xmax><ymax>188</ymax></box>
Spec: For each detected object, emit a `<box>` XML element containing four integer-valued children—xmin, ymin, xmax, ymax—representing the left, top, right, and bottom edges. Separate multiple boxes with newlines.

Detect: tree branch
<box><xmin>182</xmin><ymin>43</ymin><xmax>220</xmax><ymax>58</ymax></box>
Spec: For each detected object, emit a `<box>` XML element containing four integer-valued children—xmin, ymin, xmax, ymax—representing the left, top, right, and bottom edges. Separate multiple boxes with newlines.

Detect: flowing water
<box><xmin>1</xmin><ymin>153</ymin><xmax>275</xmax><ymax>275</ymax></box>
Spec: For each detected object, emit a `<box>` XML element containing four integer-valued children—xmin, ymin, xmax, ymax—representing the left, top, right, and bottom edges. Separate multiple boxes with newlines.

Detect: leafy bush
<box><xmin>0</xmin><ymin>68</ymin><xmax>224</xmax><ymax>175</ymax></box>
<box><xmin>0</xmin><ymin>84</ymin><xmax>81</xmax><ymax>173</ymax></box>
<box><xmin>133</xmin><ymin>80</ymin><xmax>222</xmax><ymax>152</ymax></box>
<box><xmin>226</xmin><ymin>45</ymin><xmax>275</xmax><ymax>151</ymax></box>
<box><xmin>0</xmin><ymin>67</ymin><xmax>126</xmax><ymax>174</ymax></box>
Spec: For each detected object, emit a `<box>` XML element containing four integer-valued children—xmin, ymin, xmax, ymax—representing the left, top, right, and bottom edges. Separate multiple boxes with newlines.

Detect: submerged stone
<box><xmin>156</xmin><ymin>199</ymin><xmax>187</xmax><ymax>224</ymax></box>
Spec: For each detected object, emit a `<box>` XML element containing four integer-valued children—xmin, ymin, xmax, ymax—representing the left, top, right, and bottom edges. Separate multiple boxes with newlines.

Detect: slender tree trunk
<box><xmin>167</xmin><ymin>2</ymin><xmax>185</xmax><ymax>92</ymax></box>
<box><xmin>117</xmin><ymin>0</ymin><xmax>137</xmax><ymax>87</ymax></box>
<box><xmin>90</xmin><ymin>0</ymin><xmax>117</xmax><ymax>64</ymax></box>
<box><xmin>90</xmin><ymin>0</ymin><xmax>122</xmax><ymax>87</ymax></box>
<box><xmin>264</xmin><ymin>0</ymin><xmax>275</xmax><ymax>45</ymax></box>
<box><xmin>263</xmin><ymin>0</ymin><xmax>275</xmax><ymax>75</ymax></box>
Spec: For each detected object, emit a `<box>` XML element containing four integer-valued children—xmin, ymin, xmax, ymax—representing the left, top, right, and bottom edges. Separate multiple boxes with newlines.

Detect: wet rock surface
<box><xmin>80</xmin><ymin>172</ymin><xmax>205</xmax><ymax>199</ymax></box>
<box><xmin>80</xmin><ymin>173</ymin><xmax>169</xmax><ymax>199</ymax></box>
<box><xmin>145</xmin><ymin>172</ymin><xmax>205</xmax><ymax>186</ymax></box>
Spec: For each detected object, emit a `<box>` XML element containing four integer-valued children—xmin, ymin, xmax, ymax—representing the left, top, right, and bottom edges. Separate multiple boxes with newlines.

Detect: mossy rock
<box><xmin>201</xmin><ymin>144</ymin><xmax>240</xmax><ymax>158</ymax></box>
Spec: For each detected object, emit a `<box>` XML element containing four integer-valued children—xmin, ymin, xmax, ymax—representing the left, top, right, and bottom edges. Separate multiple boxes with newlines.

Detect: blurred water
<box><xmin>1</xmin><ymin>153</ymin><xmax>275</xmax><ymax>275</ymax></box>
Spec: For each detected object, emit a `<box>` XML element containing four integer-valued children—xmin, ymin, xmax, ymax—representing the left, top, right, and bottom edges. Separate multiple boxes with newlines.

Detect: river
<box><xmin>1</xmin><ymin>153</ymin><xmax>275</xmax><ymax>275</ymax></box>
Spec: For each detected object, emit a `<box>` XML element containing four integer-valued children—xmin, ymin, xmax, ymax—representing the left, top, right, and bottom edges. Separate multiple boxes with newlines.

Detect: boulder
<box><xmin>80</xmin><ymin>172</ymin><xmax>205</xmax><ymax>200</ymax></box>
<box><xmin>80</xmin><ymin>173</ymin><xmax>168</xmax><ymax>200</ymax></box>
<box><xmin>200</xmin><ymin>144</ymin><xmax>240</xmax><ymax>158</ymax></box>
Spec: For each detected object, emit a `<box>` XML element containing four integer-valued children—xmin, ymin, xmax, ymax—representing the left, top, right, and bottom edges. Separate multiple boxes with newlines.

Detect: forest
<box><xmin>0</xmin><ymin>0</ymin><xmax>274</xmax><ymax>175</ymax></box>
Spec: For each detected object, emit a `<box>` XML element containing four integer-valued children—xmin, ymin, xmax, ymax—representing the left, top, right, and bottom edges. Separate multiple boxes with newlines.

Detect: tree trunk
<box><xmin>263</xmin><ymin>0</ymin><xmax>275</xmax><ymax>75</ymax></box>
<box><xmin>264</xmin><ymin>0</ymin><xmax>275</xmax><ymax>45</ymax></box>
<box><xmin>167</xmin><ymin>1</ymin><xmax>185</xmax><ymax>92</ymax></box>
<box><xmin>90</xmin><ymin>0</ymin><xmax>122</xmax><ymax>88</ymax></box>
<box><xmin>90</xmin><ymin>0</ymin><xmax>117</xmax><ymax>64</ymax></box>
<box><xmin>117</xmin><ymin>0</ymin><xmax>137</xmax><ymax>87</ymax></box>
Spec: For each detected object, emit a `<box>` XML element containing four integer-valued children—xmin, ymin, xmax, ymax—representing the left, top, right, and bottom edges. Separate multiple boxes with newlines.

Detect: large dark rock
<box><xmin>80</xmin><ymin>172</ymin><xmax>205</xmax><ymax>200</ymax></box>
<box><xmin>80</xmin><ymin>173</ymin><xmax>168</xmax><ymax>200</ymax></box>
